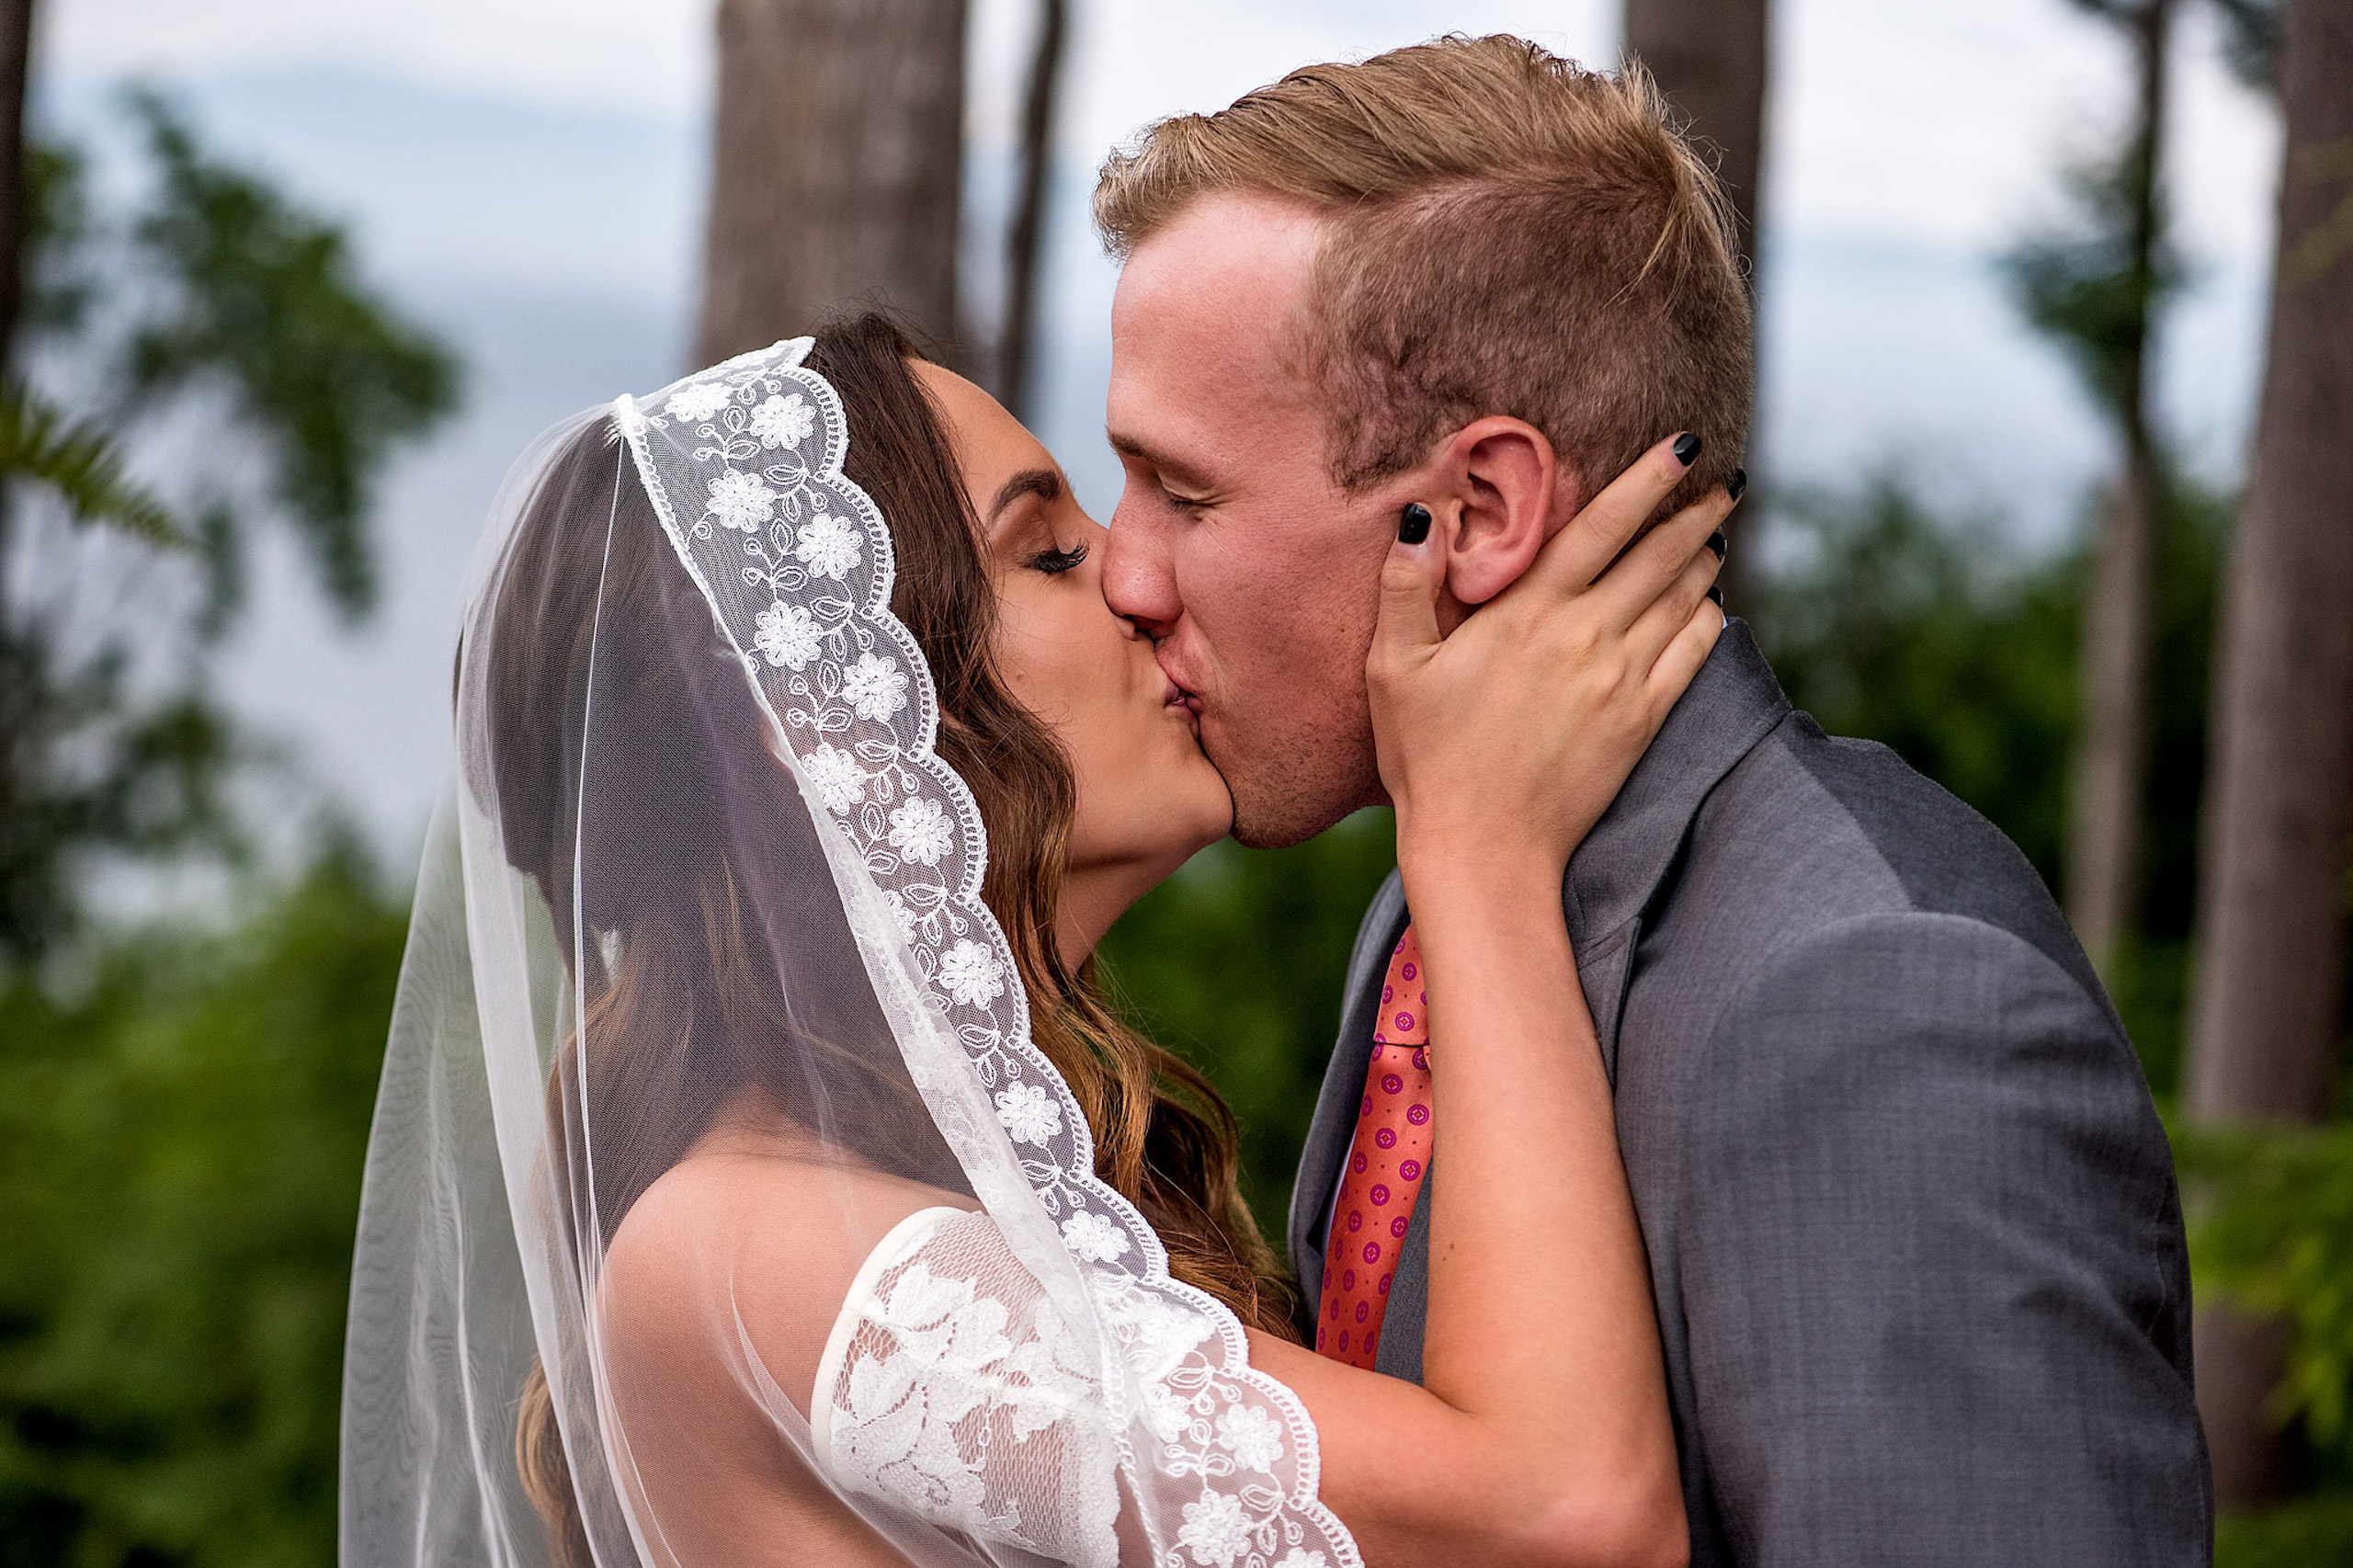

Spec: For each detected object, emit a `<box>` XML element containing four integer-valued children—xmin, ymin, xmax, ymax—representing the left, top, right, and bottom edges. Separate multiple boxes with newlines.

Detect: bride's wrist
<box><xmin>1396</xmin><ymin>828</ymin><xmax>1564</xmax><ymax>915</ymax></box>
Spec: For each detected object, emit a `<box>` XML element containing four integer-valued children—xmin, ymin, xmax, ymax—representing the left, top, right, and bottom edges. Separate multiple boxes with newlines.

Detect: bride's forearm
<box><xmin>1251</xmin><ymin>854</ymin><xmax>1684</xmax><ymax>1568</ymax></box>
<box><xmin>1378</xmin><ymin>846</ymin><xmax>1682</xmax><ymax>1565</ymax></box>
<box><xmin>1406</xmin><ymin>859</ymin><xmax>1667</xmax><ymax>1431</ymax></box>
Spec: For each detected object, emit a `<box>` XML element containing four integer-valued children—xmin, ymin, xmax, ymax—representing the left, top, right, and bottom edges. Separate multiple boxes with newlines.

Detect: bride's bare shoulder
<box><xmin>599</xmin><ymin>1109</ymin><xmax>972</xmax><ymax>1408</ymax></box>
<box><xmin>594</xmin><ymin>1114</ymin><xmax>970</xmax><ymax>1563</ymax></box>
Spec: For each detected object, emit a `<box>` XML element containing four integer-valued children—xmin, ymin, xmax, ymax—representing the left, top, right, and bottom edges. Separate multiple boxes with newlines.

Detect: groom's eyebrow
<box><xmin>986</xmin><ymin>468</ymin><xmax>1063</xmax><ymax>526</ymax></box>
<box><xmin>1107</xmin><ymin>430</ymin><xmax>1214</xmax><ymax>493</ymax></box>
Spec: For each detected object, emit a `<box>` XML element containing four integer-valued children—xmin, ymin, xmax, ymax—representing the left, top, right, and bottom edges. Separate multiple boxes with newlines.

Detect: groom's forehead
<box><xmin>1108</xmin><ymin>309</ymin><xmax>1311</xmax><ymax>461</ymax></box>
<box><xmin>1112</xmin><ymin>193</ymin><xmax>1323</xmax><ymax>353</ymax></box>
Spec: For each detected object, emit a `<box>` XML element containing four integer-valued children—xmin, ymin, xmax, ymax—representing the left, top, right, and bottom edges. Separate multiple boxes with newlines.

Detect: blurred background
<box><xmin>0</xmin><ymin>0</ymin><xmax>2345</xmax><ymax>1562</ymax></box>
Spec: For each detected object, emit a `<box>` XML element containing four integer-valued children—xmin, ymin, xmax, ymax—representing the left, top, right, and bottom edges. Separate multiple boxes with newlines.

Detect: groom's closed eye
<box><xmin>1108</xmin><ymin>431</ymin><xmax>1218</xmax><ymax>513</ymax></box>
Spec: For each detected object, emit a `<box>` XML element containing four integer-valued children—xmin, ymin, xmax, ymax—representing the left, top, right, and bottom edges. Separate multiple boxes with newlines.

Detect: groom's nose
<box><xmin>1102</xmin><ymin>492</ymin><xmax>1181</xmax><ymax>639</ymax></box>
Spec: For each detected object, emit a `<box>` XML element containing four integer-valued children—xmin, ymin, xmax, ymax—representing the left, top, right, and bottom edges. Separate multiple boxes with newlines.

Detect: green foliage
<box><xmin>22</xmin><ymin>143</ymin><xmax>97</xmax><ymax>339</ymax></box>
<box><xmin>0</xmin><ymin>93</ymin><xmax>460</xmax><ymax>966</ymax></box>
<box><xmin>120</xmin><ymin>91</ymin><xmax>460</xmax><ymax>619</ymax></box>
<box><xmin>0</xmin><ymin>847</ymin><xmax>406</xmax><ymax>1568</ymax></box>
<box><xmin>2175</xmin><ymin>1119</ymin><xmax>2353</xmax><ymax>1464</ymax></box>
<box><xmin>1097</xmin><ymin>811</ymin><xmax>1399</xmax><ymax>1230</ymax></box>
<box><xmin>2181</xmin><ymin>1108</ymin><xmax>2353</xmax><ymax>1561</ymax></box>
<box><xmin>2213</xmin><ymin>1494</ymin><xmax>2353</xmax><ymax>1567</ymax></box>
<box><xmin>0</xmin><ymin>387</ymin><xmax>179</xmax><ymax>548</ymax></box>
<box><xmin>0</xmin><ymin>643</ymin><xmax>239</xmax><ymax>961</ymax></box>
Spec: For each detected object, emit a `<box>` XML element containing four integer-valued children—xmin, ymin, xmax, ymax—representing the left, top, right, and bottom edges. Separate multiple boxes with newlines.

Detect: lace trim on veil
<box><xmin>612</xmin><ymin>339</ymin><xmax>1359</xmax><ymax>1568</ymax></box>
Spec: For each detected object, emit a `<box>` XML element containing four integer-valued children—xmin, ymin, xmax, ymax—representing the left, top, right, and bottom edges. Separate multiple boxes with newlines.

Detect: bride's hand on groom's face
<box><xmin>1369</xmin><ymin>434</ymin><xmax>1734</xmax><ymax>893</ymax></box>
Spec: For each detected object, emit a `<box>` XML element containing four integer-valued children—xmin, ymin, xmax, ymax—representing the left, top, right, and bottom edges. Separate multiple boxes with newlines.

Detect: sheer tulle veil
<box><xmin>337</xmin><ymin>335</ymin><xmax>1360</xmax><ymax>1568</ymax></box>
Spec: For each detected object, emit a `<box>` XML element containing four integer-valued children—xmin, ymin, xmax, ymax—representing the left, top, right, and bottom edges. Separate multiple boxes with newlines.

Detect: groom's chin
<box><xmin>1226</xmin><ymin>768</ymin><xmax>1386</xmax><ymax>851</ymax></box>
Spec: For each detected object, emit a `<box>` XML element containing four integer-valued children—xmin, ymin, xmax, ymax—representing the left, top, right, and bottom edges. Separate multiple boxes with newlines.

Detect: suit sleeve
<box><xmin>1678</xmin><ymin>910</ymin><xmax>2211</xmax><ymax>1566</ymax></box>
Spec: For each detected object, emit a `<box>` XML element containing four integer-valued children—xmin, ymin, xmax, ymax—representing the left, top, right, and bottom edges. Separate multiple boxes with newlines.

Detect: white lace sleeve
<box><xmin>813</xmin><ymin>1208</ymin><xmax>1123</xmax><ymax>1568</ymax></box>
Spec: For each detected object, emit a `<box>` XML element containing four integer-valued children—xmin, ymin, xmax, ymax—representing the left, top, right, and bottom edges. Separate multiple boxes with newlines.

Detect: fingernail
<box><xmin>1706</xmin><ymin>585</ymin><xmax>1725</xmax><ymax>607</ymax></box>
<box><xmin>1397</xmin><ymin>502</ymin><xmax>1432</xmax><ymax>545</ymax></box>
<box><xmin>1672</xmin><ymin>432</ymin><xmax>1703</xmax><ymax>467</ymax></box>
<box><xmin>1727</xmin><ymin>466</ymin><xmax>1748</xmax><ymax>502</ymax></box>
<box><xmin>1706</xmin><ymin>529</ymin><xmax>1728</xmax><ymax>562</ymax></box>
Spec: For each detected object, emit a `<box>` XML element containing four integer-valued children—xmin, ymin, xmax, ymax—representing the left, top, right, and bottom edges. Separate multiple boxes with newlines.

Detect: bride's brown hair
<box><xmin>486</xmin><ymin>312</ymin><xmax>1294</xmax><ymax>1565</ymax></box>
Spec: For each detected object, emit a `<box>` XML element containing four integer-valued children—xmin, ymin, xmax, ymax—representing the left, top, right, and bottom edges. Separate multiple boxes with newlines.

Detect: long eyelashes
<box><xmin>1028</xmin><ymin>541</ymin><xmax>1089</xmax><ymax>575</ymax></box>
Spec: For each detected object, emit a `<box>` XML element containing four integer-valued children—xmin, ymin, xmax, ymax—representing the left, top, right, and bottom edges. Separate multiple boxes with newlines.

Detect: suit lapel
<box><xmin>1573</xmin><ymin>917</ymin><xmax>1643</xmax><ymax>1085</ymax></box>
<box><xmin>1562</xmin><ymin>621</ymin><xmax>1790</xmax><ymax>948</ymax></box>
<box><xmin>1286</xmin><ymin>623</ymin><xmax>1792</xmax><ymax>1333</ymax></box>
<box><xmin>1560</xmin><ymin>622</ymin><xmax>1790</xmax><ymax>1085</ymax></box>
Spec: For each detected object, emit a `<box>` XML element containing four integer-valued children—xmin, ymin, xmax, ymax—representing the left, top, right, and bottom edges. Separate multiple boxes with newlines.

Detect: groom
<box><xmin>1096</xmin><ymin>35</ymin><xmax>2210</xmax><ymax>1566</ymax></box>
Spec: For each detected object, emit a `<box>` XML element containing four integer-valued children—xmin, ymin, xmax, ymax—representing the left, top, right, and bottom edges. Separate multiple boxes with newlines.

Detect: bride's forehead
<box><xmin>910</xmin><ymin>359</ymin><xmax>1049</xmax><ymax>472</ymax></box>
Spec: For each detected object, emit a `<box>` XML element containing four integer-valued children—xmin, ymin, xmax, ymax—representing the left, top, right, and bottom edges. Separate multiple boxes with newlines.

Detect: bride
<box><xmin>339</xmin><ymin>312</ymin><xmax>1728</xmax><ymax>1568</ymax></box>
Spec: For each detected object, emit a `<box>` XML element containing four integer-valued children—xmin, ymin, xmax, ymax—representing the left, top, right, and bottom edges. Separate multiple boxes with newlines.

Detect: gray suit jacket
<box><xmin>1289</xmin><ymin>622</ymin><xmax>2210</xmax><ymax>1565</ymax></box>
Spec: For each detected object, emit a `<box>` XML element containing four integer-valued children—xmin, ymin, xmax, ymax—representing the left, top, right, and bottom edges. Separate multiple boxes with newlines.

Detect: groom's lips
<box><xmin>1155</xmin><ymin>649</ymin><xmax>1203</xmax><ymax>714</ymax></box>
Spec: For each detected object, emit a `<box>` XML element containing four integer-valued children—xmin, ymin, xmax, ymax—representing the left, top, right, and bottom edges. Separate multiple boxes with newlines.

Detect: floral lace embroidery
<box><xmin>617</xmin><ymin>342</ymin><xmax>1358</xmax><ymax>1568</ymax></box>
<box><xmin>824</xmin><ymin>1209</ymin><xmax>1120</xmax><ymax>1568</ymax></box>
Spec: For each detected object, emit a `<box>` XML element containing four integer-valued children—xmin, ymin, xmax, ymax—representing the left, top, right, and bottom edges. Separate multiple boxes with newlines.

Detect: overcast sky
<box><xmin>47</xmin><ymin>0</ymin><xmax>2276</xmax><ymax>256</ymax></box>
<box><xmin>33</xmin><ymin>0</ymin><xmax>2285</xmax><ymax>861</ymax></box>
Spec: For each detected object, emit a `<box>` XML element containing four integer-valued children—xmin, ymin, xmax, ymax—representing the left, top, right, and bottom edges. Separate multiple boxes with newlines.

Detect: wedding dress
<box><xmin>336</xmin><ymin>338</ymin><xmax>1359</xmax><ymax>1568</ymax></box>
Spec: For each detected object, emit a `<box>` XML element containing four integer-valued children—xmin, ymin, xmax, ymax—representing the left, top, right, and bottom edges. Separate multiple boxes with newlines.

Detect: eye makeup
<box><xmin>1027</xmin><ymin>541</ymin><xmax>1090</xmax><ymax>575</ymax></box>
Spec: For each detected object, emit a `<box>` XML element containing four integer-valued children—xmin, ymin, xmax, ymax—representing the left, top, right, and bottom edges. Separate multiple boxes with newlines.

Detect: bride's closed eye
<box><xmin>1027</xmin><ymin>541</ymin><xmax>1089</xmax><ymax>575</ymax></box>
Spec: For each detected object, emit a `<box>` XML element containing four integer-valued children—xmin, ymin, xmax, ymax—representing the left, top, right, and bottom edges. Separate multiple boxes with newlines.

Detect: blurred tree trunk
<box><xmin>0</xmin><ymin>0</ymin><xmax>38</xmax><ymax>937</ymax></box>
<box><xmin>997</xmin><ymin>0</ymin><xmax>1066</xmax><ymax>422</ymax></box>
<box><xmin>696</xmin><ymin>0</ymin><xmax>968</xmax><ymax>367</ymax></box>
<box><xmin>0</xmin><ymin>0</ymin><xmax>37</xmax><ymax>576</ymax></box>
<box><xmin>1623</xmin><ymin>0</ymin><xmax>1768</xmax><ymax>605</ymax></box>
<box><xmin>2063</xmin><ymin>0</ymin><xmax>2173</xmax><ymax>971</ymax></box>
<box><xmin>2185</xmin><ymin>0</ymin><xmax>2353</xmax><ymax>1508</ymax></box>
<box><xmin>0</xmin><ymin>0</ymin><xmax>33</xmax><ymax>381</ymax></box>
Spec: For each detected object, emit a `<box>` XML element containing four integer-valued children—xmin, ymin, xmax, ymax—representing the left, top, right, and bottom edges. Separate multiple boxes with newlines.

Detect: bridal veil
<box><xmin>336</xmin><ymin>338</ymin><xmax>1357</xmax><ymax>1568</ymax></box>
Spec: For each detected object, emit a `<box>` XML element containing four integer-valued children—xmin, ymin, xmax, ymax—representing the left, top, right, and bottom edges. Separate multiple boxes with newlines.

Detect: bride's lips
<box><xmin>1156</xmin><ymin>667</ymin><xmax>1204</xmax><ymax>740</ymax></box>
<box><xmin>1161</xmin><ymin>674</ymin><xmax>1201</xmax><ymax>734</ymax></box>
<box><xmin>1155</xmin><ymin>650</ymin><xmax>1203</xmax><ymax>716</ymax></box>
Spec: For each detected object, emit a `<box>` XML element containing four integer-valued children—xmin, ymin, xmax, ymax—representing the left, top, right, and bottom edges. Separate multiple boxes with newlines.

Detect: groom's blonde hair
<box><xmin>1094</xmin><ymin>34</ymin><xmax>1751</xmax><ymax>518</ymax></box>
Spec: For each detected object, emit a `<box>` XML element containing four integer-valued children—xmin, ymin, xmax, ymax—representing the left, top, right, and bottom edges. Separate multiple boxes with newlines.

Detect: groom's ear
<box><xmin>1432</xmin><ymin>416</ymin><xmax>1571</xmax><ymax>608</ymax></box>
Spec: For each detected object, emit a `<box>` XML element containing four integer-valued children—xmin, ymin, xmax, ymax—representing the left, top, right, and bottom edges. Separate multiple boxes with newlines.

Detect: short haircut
<box><xmin>1094</xmin><ymin>34</ymin><xmax>1751</xmax><ymax>518</ymax></box>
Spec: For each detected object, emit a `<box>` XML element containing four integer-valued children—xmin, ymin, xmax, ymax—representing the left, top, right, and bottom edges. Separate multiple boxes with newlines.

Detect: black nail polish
<box><xmin>1397</xmin><ymin>502</ymin><xmax>1432</xmax><ymax>544</ymax></box>
<box><xmin>1727</xmin><ymin>466</ymin><xmax>1748</xmax><ymax>502</ymax></box>
<box><xmin>1706</xmin><ymin>529</ymin><xmax>1728</xmax><ymax>562</ymax></box>
<box><xmin>1673</xmin><ymin>432</ymin><xmax>1703</xmax><ymax>467</ymax></box>
<box><xmin>1706</xmin><ymin>585</ymin><xmax>1725</xmax><ymax>607</ymax></box>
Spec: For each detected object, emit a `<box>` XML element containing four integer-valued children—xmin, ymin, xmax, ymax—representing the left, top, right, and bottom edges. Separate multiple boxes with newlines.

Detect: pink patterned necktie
<box><xmin>1316</xmin><ymin>926</ymin><xmax>1434</xmax><ymax>1369</ymax></box>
